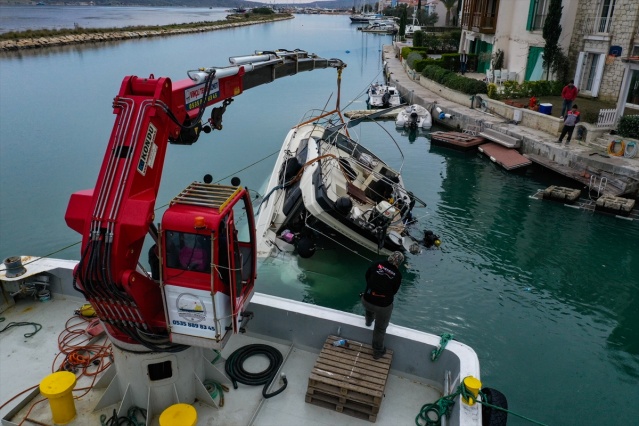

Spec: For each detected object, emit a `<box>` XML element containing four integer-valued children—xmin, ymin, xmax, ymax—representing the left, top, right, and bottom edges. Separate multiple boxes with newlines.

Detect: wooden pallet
<box><xmin>305</xmin><ymin>335</ymin><xmax>393</xmax><ymax>422</ymax></box>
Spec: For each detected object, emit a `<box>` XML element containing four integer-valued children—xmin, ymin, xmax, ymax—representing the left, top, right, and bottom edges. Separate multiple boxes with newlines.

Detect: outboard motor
<box><xmin>408</xmin><ymin>111</ymin><xmax>419</xmax><ymax>129</ymax></box>
<box><xmin>382</xmin><ymin>91</ymin><xmax>391</xmax><ymax>107</ymax></box>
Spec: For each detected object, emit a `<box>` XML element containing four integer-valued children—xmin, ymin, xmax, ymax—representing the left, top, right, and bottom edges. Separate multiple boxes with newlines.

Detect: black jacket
<box><xmin>363</xmin><ymin>260</ymin><xmax>402</xmax><ymax>307</ymax></box>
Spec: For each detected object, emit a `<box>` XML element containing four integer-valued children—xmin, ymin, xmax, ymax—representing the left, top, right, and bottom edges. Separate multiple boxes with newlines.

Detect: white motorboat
<box><xmin>405</xmin><ymin>6</ymin><xmax>422</xmax><ymax>38</ymax></box>
<box><xmin>405</xmin><ymin>24</ymin><xmax>423</xmax><ymax>38</ymax></box>
<box><xmin>358</xmin><ymin>22</ymin><xmax>397</xmax><ymax>35</ymax></box>
<box><xmin>395</xmin><ymin>104</ymin><xmax>433</xmax><ymax>130</ymax></box>
<box><xmin>255</xmin><ymin>108</ymin><xmax>438</xmax><ymax>260</ymax></box>
<box><xmin>349</xmin><ymin>12</ymin><xmax>383</xmax><ymax>23</ymax></box>
<box><xmin>367</xmin><ymin>83</ymin><xmax>402</xmax><ymax>108</ymax></box>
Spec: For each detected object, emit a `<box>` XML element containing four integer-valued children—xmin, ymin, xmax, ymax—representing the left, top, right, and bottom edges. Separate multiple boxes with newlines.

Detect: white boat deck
<box><xmin>1</xmin><ymin>295</ymin><xmax>442</xmax><ymax>426</ymax></box>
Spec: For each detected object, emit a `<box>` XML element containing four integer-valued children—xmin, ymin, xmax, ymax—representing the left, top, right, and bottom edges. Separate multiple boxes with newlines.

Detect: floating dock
<box><xmin>430</xmin><ymin>131</ymin><xmax>486</xmax><ymax>151</ymax></box>
<box><xmin>306</xmin><ymin>335</ymin><xmax>393</xmax><ymax>422</ymax></box>
<box><xmin>344</xmin><ymin>109</ymin><xmax>401</xmax><ymax>120</ymax></box>
<box><xmin>479</xmin><ymin>143</ymin><xmax>532</xmax><ymax>170</ymax></box>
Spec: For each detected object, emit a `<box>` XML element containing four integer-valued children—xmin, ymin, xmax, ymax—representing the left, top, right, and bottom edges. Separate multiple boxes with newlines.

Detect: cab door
<box><xmin>225</xmin><ymin>191</ymin><xmax>256</xmax><ymax>332</ymax></box>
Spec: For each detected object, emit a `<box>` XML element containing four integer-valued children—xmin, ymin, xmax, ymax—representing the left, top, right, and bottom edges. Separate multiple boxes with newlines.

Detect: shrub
<box><xmin>519</xmin><ymin>80</ymin><xmax>563</xmax><ymax>97</ymax></box>
<box><xmin>413</xmin><ymin>30</ymin><xmax>425</xmax><ymax>48</ymax></box>
<box><xmin>502</xmin><ymin>80</ymin><xmax>522</xmax><ymax>99</ymax></box>
<box><xmin>414</xmin><ymin>57</ymin><xmax>443</xmax><ymax>72</ymax></box>
<box><xmin>617</xmin><ymin>115</ymin><xmax>639</xmax><ymax>139</ymax></box>
<box><xmin>406</xmin><ymin>52</ymin><xmax>424</xmax><ymax>69</ymax></box>
<box><xmin>421</xmin><ymin>65</ymin><xmax>487</xmax><ymax>95</ymax></box>
<box><xmin>252</xmin><ymin>7</ymin><xmax>274</xmax><ymax>14</ymax></box>
<box><xmin>487</xmin><ymin>83</ymin><xmax>499</xmax><ymax>99</ymax></box>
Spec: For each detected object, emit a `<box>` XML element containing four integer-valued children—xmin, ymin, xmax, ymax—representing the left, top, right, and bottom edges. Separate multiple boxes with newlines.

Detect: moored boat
<box><xmin>358</xmin><ymin>22</ymin><xmax>398</xmax><ymax>35</ymax></box>
<box><xmin>349</xmin><ymin>12</ymin><xmax>383</xmax><ymax>23</ymax></box>
<box><xmin>367</xmin><ymin>82</ymin><xmax>402</xmax><ymax>108</ymax></box>
<box><xmin>395</xmin><ymin>104</ymin><xmax>433</xmax><ymax>130</ymax></box>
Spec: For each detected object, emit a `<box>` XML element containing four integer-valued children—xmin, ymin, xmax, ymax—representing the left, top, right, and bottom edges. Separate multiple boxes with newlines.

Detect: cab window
<box><xmin>165</xmin><ymin>231</ymin><xmax>212</xmax><ymax>273</ymax></box>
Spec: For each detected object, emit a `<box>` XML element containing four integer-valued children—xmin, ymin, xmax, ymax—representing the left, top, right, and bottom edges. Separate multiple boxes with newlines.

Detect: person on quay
<box><xmin>459</xmin><ymin>50</ymin><xmax>468</xmax><ymax>76</ymax></box>
<box><xmin>558</xmin><ymin>104</ymin><xmax>580</xmax><ymax>144</ymax></box>
<box><xmin>361</xmin><ymin>251</ymin><xmax>404</xmax><ymax>360</ymax></box>
<box><xmin>560</xmin><ymin>80</ymin><xmax>579</xmax><ymax>118</ymax></box>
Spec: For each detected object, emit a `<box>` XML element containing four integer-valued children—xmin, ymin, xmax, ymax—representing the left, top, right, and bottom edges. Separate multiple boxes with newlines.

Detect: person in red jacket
<box><xmin>560</xmin><ymin>80</ymin><xmax>579</xmax><ymax>118</ymax></box>
<box><xmin>361</xmin><ymin>251</ymin><xmax>404</xmax><ymax>359</ymax></box>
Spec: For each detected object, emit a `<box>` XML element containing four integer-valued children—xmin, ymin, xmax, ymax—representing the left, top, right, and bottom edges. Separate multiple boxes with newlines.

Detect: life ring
<box><xmin>481</xmin><ymin>387</ymin><xmax>508</xmax><ymax>426</ymax></box>
<box><xmin>607</xmin><ymin>140</ymin><xmax>625</xmax><ymax>157</ymax></box>
<box><xmin>623</xmin><ymin>141</ymin><xmax>637</xmax><ymax>158</ymax></box>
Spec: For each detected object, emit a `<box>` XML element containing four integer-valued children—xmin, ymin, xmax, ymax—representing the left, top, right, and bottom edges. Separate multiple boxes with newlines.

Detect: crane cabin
<box><xmin>160</xmin><ymin>182</ymin><xmax>256</xmax><ymax>350</ymax></box>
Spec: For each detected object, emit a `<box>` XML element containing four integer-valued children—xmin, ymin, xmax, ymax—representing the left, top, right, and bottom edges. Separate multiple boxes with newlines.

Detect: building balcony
<box><xmin>584</xmin><ymin>16</ymin><xmax>613</xmax><ymax>35</ymax></box>
<box><xmin>461</xmin><ymin>12</ymin><xmax>496</xmax><ymax>34</ymax></box>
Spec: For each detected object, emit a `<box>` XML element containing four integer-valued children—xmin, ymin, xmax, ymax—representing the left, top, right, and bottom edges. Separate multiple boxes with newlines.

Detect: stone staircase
<box><xmin>479</xmin><ymin>128</ymin><xmax>522</xmax><ymax>149</ymax></box>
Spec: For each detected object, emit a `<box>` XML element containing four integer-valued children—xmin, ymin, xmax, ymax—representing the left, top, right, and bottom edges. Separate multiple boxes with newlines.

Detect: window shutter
<box><xmin>526</xmin><ymin>0</ymin><xmax>538</xmax><ymax>31</ymax></box>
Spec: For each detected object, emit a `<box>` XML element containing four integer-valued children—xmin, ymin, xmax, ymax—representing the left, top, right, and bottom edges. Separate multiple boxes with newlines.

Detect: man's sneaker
<box><xmin>365</xmin><ymin>319</ymin><xmax>373</xmax><ymax>327</ymax></box>
<box><xmin>559</xmin><ymin>116</ymin><xmax>564</xmax><ymax>119</ymax></box>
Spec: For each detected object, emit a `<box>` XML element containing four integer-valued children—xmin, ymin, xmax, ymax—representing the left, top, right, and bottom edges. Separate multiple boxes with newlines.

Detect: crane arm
<box><xmin>65</xmin><ymin>49</ymin><xmax>345</xmax><ymax>349</ymax></box>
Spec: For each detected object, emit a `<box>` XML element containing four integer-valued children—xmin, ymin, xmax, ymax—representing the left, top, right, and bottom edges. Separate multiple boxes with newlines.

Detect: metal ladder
<box><xmin>581</xmin><ymin>174</ymin><xmax>608</xmax><ymax>212</ymax></box>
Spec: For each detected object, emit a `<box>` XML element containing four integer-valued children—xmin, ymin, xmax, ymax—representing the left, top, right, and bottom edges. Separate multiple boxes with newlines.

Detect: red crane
<box><xmin>65</xmin><ymin>50</ymin><xmax>346</xmax><ymax>351</ymax></box>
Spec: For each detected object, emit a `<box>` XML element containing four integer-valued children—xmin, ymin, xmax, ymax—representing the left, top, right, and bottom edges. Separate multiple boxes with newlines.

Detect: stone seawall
<box><xmin>0</xmin><ymin>16</ymin><xmax>293</xmax><ymax>52</ymax></box>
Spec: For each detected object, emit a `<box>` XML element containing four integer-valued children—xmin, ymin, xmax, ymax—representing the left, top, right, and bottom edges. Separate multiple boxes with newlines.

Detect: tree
<box><xmin>441</xmin><ymin>0</ymin><xmax>458</xmax><ymax>26</ymax></box>
<box><xmin>399</xmin><ymin>7</ymin><xmax>407</xmax><ymax>38</ymax></box>
<box><xmin>542</xmin><ymin>0</ymin><xmax>563</xmax><ymax>80</ymax></box>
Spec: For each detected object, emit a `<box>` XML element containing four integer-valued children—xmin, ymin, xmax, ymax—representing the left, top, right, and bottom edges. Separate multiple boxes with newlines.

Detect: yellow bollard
<box><xmin>159</xmin><ymin>403</ymin><xmax>197</xmax><ymax>426</ymax></box>
<box><xmin>462</xmin><ymin>376</ymin><xmax>482</xmax><ymax>406</ymax></box>
<box><xmin>39</xmin><ymin>371</ymin><xmax>77</xmax><ymax>424</ymax></box>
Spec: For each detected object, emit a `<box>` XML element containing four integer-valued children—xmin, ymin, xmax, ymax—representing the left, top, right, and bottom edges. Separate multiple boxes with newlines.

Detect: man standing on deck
<box><xmin>361</xmin><ymin>251</ymin><xmax>404</xmax><ymax>359</ymax></box>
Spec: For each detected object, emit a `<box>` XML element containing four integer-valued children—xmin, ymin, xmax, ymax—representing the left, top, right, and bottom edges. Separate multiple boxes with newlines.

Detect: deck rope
<box><xmin>415</xmin><ymin>377</ymin><xmax>549</xmax><ymax>426</ymax></box>
<box><xmin>431</xmin><ymin>333</ymin><xmax>454</xmax><ymax>361</ymax></box>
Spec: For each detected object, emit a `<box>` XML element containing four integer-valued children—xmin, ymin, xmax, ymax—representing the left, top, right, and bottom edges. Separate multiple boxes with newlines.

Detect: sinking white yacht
<box><xmin>255</xmin><ymin>108</ymin><xmax>436</xmax><ymax>260</ymax></box>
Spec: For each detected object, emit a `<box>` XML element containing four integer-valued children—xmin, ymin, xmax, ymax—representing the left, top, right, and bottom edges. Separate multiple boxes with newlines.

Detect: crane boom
<box><xmin>65</xmin><ymin>49</ymin><xmax>346</xmax><ymax>349</ymax></box>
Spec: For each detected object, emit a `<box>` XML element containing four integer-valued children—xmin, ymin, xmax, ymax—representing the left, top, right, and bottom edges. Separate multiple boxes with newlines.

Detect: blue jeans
<box><xmin>561</xmin><ymin>99</ymin><xmax>573</xmax><ymax>117</ymax></box>
<box><xmin>460</xmin><ymin>62</ymin><xmax>467</xmax><ymax>75</ymax></box>
<box><xmin>362</xmin><ymin>296</ymin><xmax>393</xmax><ymax>356</ymax></box>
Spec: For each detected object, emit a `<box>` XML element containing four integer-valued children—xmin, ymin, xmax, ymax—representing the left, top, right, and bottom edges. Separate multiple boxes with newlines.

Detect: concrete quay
<box><xmin>381</xmin><ymin>44</ymin><xmax>639</xmax><ymax>198</ymax></box>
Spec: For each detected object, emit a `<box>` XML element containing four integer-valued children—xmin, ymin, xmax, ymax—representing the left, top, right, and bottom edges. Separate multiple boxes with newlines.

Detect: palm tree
<box><xmin>441</xmin><ymin>0</ymin><xmax>458</xmax><ymax>26</ymax></box>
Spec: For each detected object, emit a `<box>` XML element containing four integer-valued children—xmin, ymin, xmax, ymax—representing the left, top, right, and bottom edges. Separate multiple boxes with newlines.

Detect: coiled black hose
<box><xmin>225</xmin><ymin>344</ymin><xmax>288</xmax><ymax>399</ymax></box>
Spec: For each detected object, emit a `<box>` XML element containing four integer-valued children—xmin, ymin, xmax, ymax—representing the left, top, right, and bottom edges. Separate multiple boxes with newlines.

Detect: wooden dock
<box><xmin>306</xmin><ymin>335</ymin><xmax>393</xmax><ymax>422</ymax></box>
<box><xmin>479</xmin><ymin>142</ymin><xmax>532</xmax><ymax>170</ymax></box>
<box><xmin>430</xmin><ymin>131</ymin><xmax>486</xmax><ymax>151</ymax></box>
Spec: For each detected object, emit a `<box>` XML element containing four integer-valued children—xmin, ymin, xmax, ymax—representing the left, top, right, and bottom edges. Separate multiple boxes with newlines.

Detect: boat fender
<box><xmin>296</xmin><ymin>237</ymin><xmax>316</xmax><ymax>258</ymax></box>
<box><xmin>334</xmin><ymin>197</ymin><xmax>353</xmax><ymax>215</ymax></box>
<box><xmin>435</xmin><ymin>106</ymin><xmax>454</xmax><ymax>120</ymax></box>
<box><xmin>481</xmin><ymin>387</ymin><xmax>508</xmax><ymax>426</ymax></box>
<box><xmin>283</xmin><ymin>158</ymin><xmax>302</xmax><ymax>183</ymax></box>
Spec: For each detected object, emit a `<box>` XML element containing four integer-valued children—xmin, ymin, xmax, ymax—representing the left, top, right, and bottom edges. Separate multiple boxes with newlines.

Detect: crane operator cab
<box><xmin>160</xmin><ymin>182</ymin><xmax>256</xmax><ymax>350</ymax></box>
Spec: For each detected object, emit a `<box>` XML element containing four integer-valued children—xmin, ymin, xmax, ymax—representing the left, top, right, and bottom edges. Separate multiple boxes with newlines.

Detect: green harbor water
<box><xmin>0</xmin><ymin>10</ymin><xmax>637</xmax><ymax>425</ymax></box>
